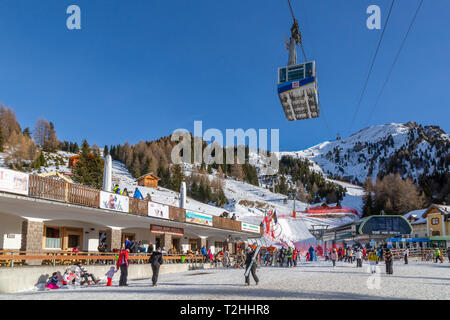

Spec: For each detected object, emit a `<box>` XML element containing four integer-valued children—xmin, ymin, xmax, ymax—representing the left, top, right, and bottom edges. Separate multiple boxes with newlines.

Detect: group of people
<box><xmin>262</xmin><ymin>247</ymin><xmax>303</xmax><ymax>267</ymax></box>
<box><xmin>45</xmin><ymin>261</ymin><xmax>101</xmax><ymax>290</ymax></box>
<box><xmin>113</xmin><ymin>185</ymin><xmax>150</xmax><ymax>200</ymax></box>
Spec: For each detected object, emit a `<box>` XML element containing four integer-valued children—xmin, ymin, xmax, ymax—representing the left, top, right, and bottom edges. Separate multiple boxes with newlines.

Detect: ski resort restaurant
<box><xmin>0</xmin><ymin>168</ymin><xmax>263</xmax><ymax>258</ymax></box>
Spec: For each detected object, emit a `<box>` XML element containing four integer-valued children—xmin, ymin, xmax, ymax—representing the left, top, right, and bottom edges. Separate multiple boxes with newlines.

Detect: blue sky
<box><xmin>0</xmin><ymin>0</ymin><xmax>449</xmax><ymax>151</ymax></box>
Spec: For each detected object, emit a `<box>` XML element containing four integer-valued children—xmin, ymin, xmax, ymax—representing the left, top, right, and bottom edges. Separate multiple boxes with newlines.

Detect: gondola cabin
<box><xmin>277</xmin><ymin>61</ymin><xmax>319</xmax><ymax>121</ymax></box>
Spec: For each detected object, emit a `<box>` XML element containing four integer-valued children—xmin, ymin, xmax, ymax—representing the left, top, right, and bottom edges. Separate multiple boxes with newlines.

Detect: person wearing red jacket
<box><xmin>117</xmin><ymin>244</ymin><xmax>129</xmax><ymax>286</ymax></box>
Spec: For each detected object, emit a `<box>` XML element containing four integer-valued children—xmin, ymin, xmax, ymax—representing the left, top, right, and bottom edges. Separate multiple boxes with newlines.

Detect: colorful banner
<box><xmin>0</xmin><ymin>168</ymin><xmax>29</xmax><ymax>195</ymax></box>
<box><xmin>99</xmin><ymin>191</ymin><xmax>129</xmax><ymax>212</ymax></box>
<box><xmin>148</xmin><ymin>202</ymin><xmax>169</xmax><ymax>219</ymax></box>
<box><xmin>185</xmin><ymin>210</ymin><xmax>213</xmax><ymax>226</ymax></box>
<box><xmin>242</xmin><ymin>222</ymin><xmax>261</xmax><ymax>233</ymax></box>
<box><xmin>150</xmin><ymin>225</ymin><xmax>183</xmax><ymax>236</ymax></box>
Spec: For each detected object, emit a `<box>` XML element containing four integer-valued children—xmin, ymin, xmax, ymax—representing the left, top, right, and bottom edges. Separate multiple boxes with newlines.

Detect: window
<box><xmin>305</xmin><ymin>63</ymin><xmax>314</xmax><ymax>77</ymax></box>
<box><xmin>431</xmin><ymin>218</ymin><xmax>439</xmax><ymax>225</ymax></box>
<box><xmin>287</xmin><ymin>65</ymin><xmax>305</xmax><ymax>81</ymax></box>
<box><xmin>279</xmin><ymin>68</ymin><xmax>287</xmax><ymax>83</ymax></box>
<box><xmin>45</xmin><ymin>227</ymin><xmax>61</xmax><ymax>249</ymax></box>
<box><xmin>68</xmin><ymin>234</ymin><xmax>80</xmax><ymax>248</ymax></box>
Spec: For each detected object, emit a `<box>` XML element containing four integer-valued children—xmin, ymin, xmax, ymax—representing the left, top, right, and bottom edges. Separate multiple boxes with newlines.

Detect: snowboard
<box><xmin>244</xmin><ymin>246</ymin><xmax>262</xmax><ymax>278</ymax></box>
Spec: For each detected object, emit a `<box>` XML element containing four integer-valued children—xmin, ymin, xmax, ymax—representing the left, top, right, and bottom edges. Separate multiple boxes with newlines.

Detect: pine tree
<box><xmin>72</xmin><ymin>139</ymin><xmax>103</xmax><ymax>189</ymax></box>
<box><xmin>103</xmin><ymin>145</ymin><xmax>109</xmax><ymax>156</ymax></box>
<box><xmin>170</xmin><ymin>164</ymin><xmax>185</xmax><ymax>191</ymax></box>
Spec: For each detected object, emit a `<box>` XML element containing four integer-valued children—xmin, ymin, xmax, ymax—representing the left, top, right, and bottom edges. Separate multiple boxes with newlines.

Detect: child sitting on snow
<box><xmin>62</xmin><ymin>268</ymin><xmax>76</xmax><ymax>287</ymax></box>
<box><xmin>45</xmin><ymin>272</ymin><xmax>60</xmax><ymax>290</ymax></box>
<box><xmin>105</xmin><ymin>266</ymin><xmax>117</xmax><ymax>286</ymax></box>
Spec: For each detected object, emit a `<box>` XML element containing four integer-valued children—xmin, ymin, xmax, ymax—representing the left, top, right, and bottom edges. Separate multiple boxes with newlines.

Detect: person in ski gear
<box><xmin>124</xmin><ymin>237</ymin><xmax>132</xmax><ymax>250</ymax></box>
<box><xmin>244</xmin><ymin>247</ymin><xmax>259</xmax><ymax>286</ymax></box>
<box><xmin>223</xmin><ymin>248</ymin><xmax>230</xmax><ymax>267</ymax></box>
<box><xmin>404</xmin><ymin>248</ymin><xmax>409</xmax><ymax>264</ymax></box>
<box><xmin>149</xmin><ymin>248</ymin><xmax>163</xmax><ymax>287</ymax></box>
<box><xmin>113</xmin><ymin>184</ymin><xmax>122</xmax><ymax>195</ymax></box>
<box><xmin>105</xmin><ymin>266</ymin><xmax>117</xmax><ymax>286</ymax></box>
<box><xmin>45</xmin><ymin>272</ymin><xmax>60</xmax><ymax>290</ymax></box>
<box><xmin>355</xmin><ymin>249</ymin><xmax>363</xmax><ymax>268</ymax></box>
<box><xmin>435</xmin><ymin>248</ymin><xmax>443</xmax><ymax>263</ymax></box>
<box><xmin>330</xmin><ymin>248</ymin><xmax>338</xmax><ymax>267</ymax></box>
<box><xmin>293</xmin><ymin>249</ymin><xmax>299</xmax><ymax>267</ymax></box>
<box><xmin>447</xmin><ymin>247</ymin><xmax>450</xmax><ymax>263</ymax></box>
<box><xmin>308</xmin><ymin>246</ymin><xmax>315</xmax><ymax>262</ymax></box>
<box><xmin>133</xmin><ymin>187</ymin><xmax>144</xmax><ymax>200</ymax></box>
<box><xmin>286</xmin><ymin>247</ymin><xmax>293</xmax><ymax>267</ymax></box>
<box><xmin>347</xmin><ymin>247</ymin><xmax>353</xmax><ymax>264</ymax></box>
<box><xmin>117</xmin><ymin>245</ymin><xmax>129</xmax><ymax>286</ymax></box>
<box><xmin>368</xmin><ymin>250</ymin><xmax>379</xmax><ymax>273</ymax></box>
<box><xmin>384</xmin><ymin>249</ymin><xmax>393</xmax><ymax>274</ymax></box>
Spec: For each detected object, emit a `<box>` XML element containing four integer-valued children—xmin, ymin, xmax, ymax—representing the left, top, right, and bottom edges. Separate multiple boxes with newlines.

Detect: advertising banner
<box><xmin>0</xmin><ymin>168</ymin><xmax>29</xmax><ymax>195</ymax></box>
<box><xmin>99</xmin><ymin>191</ymin><xmax>129</xmax><ymax>212</ymax></box>
<box><xmin>150</xmin><ymin>225</ymin><xmax>183</xmax><ymax>236</ymax></box>
<box><xmin>148</xmin><ymin>202</ymin><xmax>169</xmax><ymax>219</ymax></box>
<box><xmin>185</xmin><ymin>210</ymin><xmax>213</xmax><ymax>226</ymax></box>
<box><xmin>241</xmin><ymin>222</ymin><xmax>260</xmax><ymax>233</ymax></box>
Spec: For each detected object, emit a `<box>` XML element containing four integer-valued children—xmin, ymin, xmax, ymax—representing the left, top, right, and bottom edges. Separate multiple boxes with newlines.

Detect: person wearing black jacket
<box><xmin>384</xmin><ymin>249</ymin><xmax>393</xmax><ymax>275</ymax></box>
<box><xmin>244</xmin><ymin>247</ymin><xmax>259</xmax><ymax>286</ymax></box>
<box><xmin>149</xmin><ymin>248</ymin><xmax>163</xmax><ymax>287</ymax></box>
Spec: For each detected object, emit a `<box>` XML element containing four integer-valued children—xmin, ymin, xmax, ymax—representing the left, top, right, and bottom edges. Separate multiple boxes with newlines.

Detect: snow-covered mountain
<box><xmin>276</xmin><ymin>122</ymin><xmax>449</xmax><ymax>184</ymax></box>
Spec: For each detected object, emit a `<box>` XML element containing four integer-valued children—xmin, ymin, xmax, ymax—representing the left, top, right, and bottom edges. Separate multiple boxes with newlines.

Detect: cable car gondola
<box><xmin>278</xmin><ymin>1</ymin><xmax>320</xmax><ymax>121</ymax></box>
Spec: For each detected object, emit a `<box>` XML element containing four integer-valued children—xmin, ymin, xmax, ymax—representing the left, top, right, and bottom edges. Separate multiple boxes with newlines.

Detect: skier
<box><xmin>404</xmin><ymin>248</ymin><xmax>409</xmax><ymax>264</ymax></box>
<box><xmin>117</xmin><ymin>244</ymin><xmax>129</xmax><ymax>286</ymax></box>
<box><xmin>330</xmin><ymin>248</ymin><xmax>338</xmax><ymax>267</ymax></box>
<box><xmin>447</xmin><ymin>247</ymin><xmax>450</xmax><ymax>263</ymax></box>
<box><xmin>244</xmin><ymin>247</ymin><xmax>259</xmax><ymax>286</ymax></box>
<box><xmin>347</xmin><ymin>247</ymin><xmax>353</xmax><ymax>264</ymax></box>
<box><xmin>384</xmin><ymin>249</ymin><xmax>393</xmax><ymax>275</ymax></box>
<box><xmin>149</xmin><ymin>248</ymin><xmax>163</xmax><ymax>287</ymax></box>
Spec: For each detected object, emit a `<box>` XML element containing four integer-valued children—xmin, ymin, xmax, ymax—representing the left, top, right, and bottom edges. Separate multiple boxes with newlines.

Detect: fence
<box><xmin>0</xmin><ymin>250</ymin><xmax>206</xmax><ymax>268</ymax></box>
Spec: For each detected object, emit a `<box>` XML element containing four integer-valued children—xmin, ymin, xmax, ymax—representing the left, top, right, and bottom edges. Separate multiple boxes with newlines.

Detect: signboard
<box><xmin>148</xmin><ymin>202</ymin><xmax>169</xmax><ymax>219</ymax></box>
<box><xmin>371</xmin><ymin>230</ymin><xmax>400</xmax><ymax>236</ymax></box>
<box><xmin>185</xmin><ymin>211</ymin><xmax>213</xmax><ymax>226</ymax></box>
<box><xmin>241</xmin><ymin>222</ymin><xmax>261</xmax><ymax>234</ymax></box>
<box><xmin>150</xmin><ymin>225</ymin><xmax>183</xmax><ymax>236</ymax></box>
<box><xmin>99</xmin><ymin>191</ymin><xmax>129</xmax><ymax>212</ymax></box>
<box><xmin>0</xmin><ymin>168</ymin><xmax>29</xmax><ymax>195</ymax></box>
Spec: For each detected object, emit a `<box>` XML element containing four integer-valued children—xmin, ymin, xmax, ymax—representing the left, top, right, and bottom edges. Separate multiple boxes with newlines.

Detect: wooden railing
<box><xmin>0</xmin><ymin>250</ymin><xmax>206</xmax><ymax>267</ymax></box>
<box><xmin>24</xmin><ymin>175</ymin><xmax>263</xmax><ymax>235</ymax></box>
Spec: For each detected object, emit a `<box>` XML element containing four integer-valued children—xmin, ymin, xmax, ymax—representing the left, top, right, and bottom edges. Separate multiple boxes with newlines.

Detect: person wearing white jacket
<box><xmin>355</xmin><ymin>249</ymin><xmax>363</xmax><ymax>268</ymax></box>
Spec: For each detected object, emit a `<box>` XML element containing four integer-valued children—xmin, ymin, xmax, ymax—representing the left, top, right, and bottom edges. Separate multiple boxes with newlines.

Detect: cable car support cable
<box><xmin>348</xmin><ymin>0</ymin><xmax>396</xmax><ymax>133</ymax></box>
<box><xmin>365</xmin><ymin>0</ymin><xmax>424</xmax><ymax>126</ymax></box>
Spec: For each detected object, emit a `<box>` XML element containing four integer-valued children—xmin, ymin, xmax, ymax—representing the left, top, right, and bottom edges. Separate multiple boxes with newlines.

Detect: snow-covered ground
<box><xmin>2</xmin><ymin>261</ymin><xmax>448</xmax><ymax>300</ymax></box>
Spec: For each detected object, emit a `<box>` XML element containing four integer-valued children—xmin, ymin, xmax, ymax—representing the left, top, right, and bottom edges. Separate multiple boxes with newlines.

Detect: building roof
<box><xmin>137</xmin><ymin>173</ymin><xmax>160</xmax><ymax>181</ymax></box>
<box><xmin>403</xmin><ymin>204</ymin><xmax>450</xmax><ymax>225</ymax></box>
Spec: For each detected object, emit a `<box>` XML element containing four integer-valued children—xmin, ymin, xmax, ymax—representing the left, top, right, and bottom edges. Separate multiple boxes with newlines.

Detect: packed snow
<box><xmin>2</xmin><ymin>260</ymin><xmax>448</xmax><ymax>300</ymax></box>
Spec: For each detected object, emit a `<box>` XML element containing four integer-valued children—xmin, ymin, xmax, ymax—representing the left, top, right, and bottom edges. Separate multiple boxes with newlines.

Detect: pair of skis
<box><xmin>244</xmin><ymin>246</ymin><xmax>262</xmax><ymax>277</ymax></box>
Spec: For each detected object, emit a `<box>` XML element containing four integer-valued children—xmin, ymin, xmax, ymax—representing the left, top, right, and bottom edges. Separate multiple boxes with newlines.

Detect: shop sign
<box><xmin>150</xmin><ymin>225</ymin><xmax>183</xmax><ymax>236</ymax></box>
<box><xmin>0</xmin><ymin>168</ymin><xmax>29</xmax><ymax>195</ymax></box>
<box><xmin>185</xmin><ymin>211</ymin><xmax>213</xmax><ymax>226</ymax></box>
<box><xmin>241</xmin><ymin>222</ymin><xmax>260</xmax><ymax>233</ymax></box>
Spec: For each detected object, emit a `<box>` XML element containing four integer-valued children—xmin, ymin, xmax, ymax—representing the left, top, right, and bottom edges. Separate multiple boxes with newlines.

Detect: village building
<box><xmin>136</xmin><ymin>173</ymin><xmax>160</xmax><ymax>188</ymax></box>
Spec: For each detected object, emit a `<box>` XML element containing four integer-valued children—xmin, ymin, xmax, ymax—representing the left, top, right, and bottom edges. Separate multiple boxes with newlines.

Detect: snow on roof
<box><xmin>403</xmin><ymin>208</ymin><xmax>428</xmax><ymax>224</ymax></box>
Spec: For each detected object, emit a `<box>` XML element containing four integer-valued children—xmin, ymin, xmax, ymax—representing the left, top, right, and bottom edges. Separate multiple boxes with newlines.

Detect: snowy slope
<box><xmin>275</xmin><ymin>123</ymin><xmax>449</xmax><ymax>183</ymax></box>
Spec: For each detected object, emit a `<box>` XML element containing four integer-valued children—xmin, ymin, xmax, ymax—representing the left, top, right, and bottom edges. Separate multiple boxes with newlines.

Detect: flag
<box><xmin>273</xmin><ymin>209</ymin><xmax>278</xmax><ymax>224</ymax></box>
